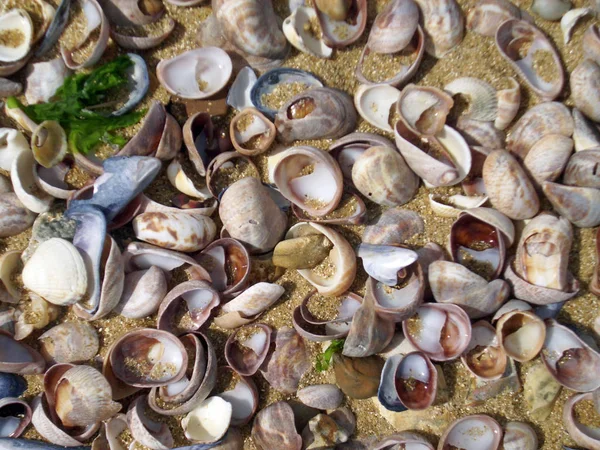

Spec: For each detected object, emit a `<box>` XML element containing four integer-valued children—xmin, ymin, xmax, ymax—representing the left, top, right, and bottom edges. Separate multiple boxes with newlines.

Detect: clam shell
<box><xmin>214</xmin><ymin>282</ymin><xmax>284</xmax><ymax>329</ymax></box>
<box><xmin>563</xmin><ymin>392</ymin><xmax>600</xmax><ymax>449</ymax></box>
<box><xmin>573</xmin><ymin>108</ymin><xmax>600</xmax><ymax>153</ymax></box>
<box><xmin>357</xmin><ymin>244</ymin><xmax>418</xmax><ymax>286</ymax></box>
<box><xmin>283</xmin><ymin>7</ymin><xmax>332</xmax><ymax>58</ymax></box>
<box><xmin>523</xmin><ymin>134</ymin><xmax>573</xmax><ymax>189</ymax></box>
<box><xmin>430</xmin><ymin>193</ymin><xmax>487</xmax><ymax>218</ymax></box>
<box><xmin>368</xmin><ymin>0</ymin><xmax>419</xmax><ymax>53</ymax></box>
<box><xmin>495</xmin><ymin>77</ymin><xmax>521</xmax><ymax>130</ymax></box>
<box><xmin>227</xmin><ymin>66</ymin><xmax>257</xmax><ymax>111</ymax></box>
<box><xmin>156</xmin><ymin>47</ymin><xmax>233</xmax><ymax>99</ymax></box>
<box><xmin>115</xmin><ymin>266</ymin><xmax>167</xmax><ymax>319</ymax></box>
<box><xmin>291</xmin><ymin>190</ymin><xmax>367</xmax><ymax>226</ymax></box>
<box><xmin>196</xmin><ymin>238</ymin><xmax>250</xmax><ymax>296</ymax></box>
<box><xmin>24</xmin><ymin>58</ymin><xmax>70</xmax><ymax>105</ymax></box>
<box><xmin>438</xmin><ymin>415</ymin><xmax>503</xmax><ymax>450</ymax></box>
<box><xmin>455</xmin><ymin>116</ymin><xmax>505</xmax><ymax>149</ymax></box>
<box><xmin>205</xmin><ymin>151</ymin><xmax>260</xmax><ymax>198</ymax></box>
<box><xmin>571</xmin><ymin>59</ymin><xmax>600</xmax><ymax>123</ymax></box>
<box><xmin>531</xmin><ymin>0</ymin><xmax>571</xmax><ymax>20</ymax></box>
<box><xmin>0</xmin><ymin>332</ymin><xmax>45</xmax><ymax>374</ymax></box>
<box><xmin>542</xmin><ymin>181</ymin><xmax>600</xmax><ymax>228</ymax></box>
<box><xmin>111</xmin><ymin>18</ymin><xmax>176</xmax><ymax>50</ymax></box>
<box><xmin>230</xmin><ymin>107</ymin><xmax>276</xmax><ymax>156</ymax></box>
<box><xmin>377</xmin><ymin>354</ymin><xmax>407</xmax><ymax>412</ymax></box>
<box><xmin>99</xmin><ymin>0</ymin><xmax>164</xmax><ymax>26</ymax></box>
<box><xmin>496</xmin><ymin>310</ymin><xmax>546</xmax><ymax>362</ymax></box>
<box><xmin>261</xmin><ymin>327</ymin><xmax>310</xmax><ymax>394</ymax></box>
<box><xmin>11</xmin><ymin>149</ymin><xmax>53</xmax><ymax>214</ymax></box>
<box><xmin>398</xmin><ymin>85</ymin><xmax>454</xmax><ymax>137</ymax></box>
<box><xmin>415</xmin><ymin>0</ymin><xmax>464</xmax><ymax>57</ymax></box>
<box><xmin>373</xmin><ymin>432</ymin><xmax>434</xmax><ymax>450</ymax></box>
<box><xmin>564</xmin><ymin>149</ymin><xmax>600</xmax><ymax>188</ymax></box>
<box><xmin>354</xmin><ymin>84</ymin><xmax>401</xmax><ymax>132</ymax></box>
<box><xmin>561</xmin><ymin>7</ymin><xmax>593</xmax><ymax>44</ymax></box>
<box><xmin>251</xmin><ymin>401</ymin><xmax>302</xmax><ymax>450</ymax></box>
<box><xmin>0</xmin><ymin>397</ymin><xmax>31</xmax><ymax>438</ymax></box>
<box><xmin>0</xmin><ymin>194</ymin><xmax>36</xmax><ymax>238</ymax></box>
<box><xmin>297</xmin><ymin>384</ymin><xmax>343</xmax><ymax>410</ymax></box>
<box><xmin>502</xmin><ymin>421</ymin><xmax>539</xmax><ymax>450</ymax></box>
<box><xmin>363</xmin><ymin>208</ymin><xmax>424</xmax><ymax>246</ymax></box>
<box><xmin>216</xmin><ymin>368</ymin><xmax>259</xmax><ymax>427</ymax></box>
<box><xmin>0</xmin><ymin>10</ymin><xmax>33</xmax><ymax>63</ymax></box>
<box><xmin>462</xmin><ymin>320</ymin><xmax>507</xmax><ymax>380</ymax></box>
<box><xmin>127</xmin><ymin>395</ymin><xmax>173</xmax><ymax>449</ymax></box>
<box><xmin>38</xmin><ymin>322</ymin><xmax>99</xmax><ymax>365</ymax></box>
<box><xmin>225</xmin><ymin>324</ymin><xmax>271</xmax><ymax>376</ymax></box>
<box><xmin>182</xmin><ymin>396</ymin><xmax>232</xmax><ymax>444</ymax></box>
<box><xmin>467</xmin><ymin>0</ymin><xmax>529</xmax><ymax>37</ymax></box>
<box><xmin>315</xmin><ymin>0</ymin><xmax>367</xmax><ymax>48</ymax></box>
<box><xmin>495</xmin><ymin>20</ymin><xmax>564</xmax><ymax>101</ymax></box>
<box><xmin>329</xmin><ymin>132</ymin><xmax>395</xmax><ymax>179</ymax></box>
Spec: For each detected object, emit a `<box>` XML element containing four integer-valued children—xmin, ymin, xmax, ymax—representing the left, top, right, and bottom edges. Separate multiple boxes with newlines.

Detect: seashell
<box><xmin>146</xmin><ymin>332</ymin><xmax>216</xmax><ymax>417</ymax></box>
<box><xmin>301</xmin><ymin>412</ymin><xmax>351</xmax><ymax>449</ymax></box>
<box><xmin>502</xmin><ymin>422</ymin><xmax>538</xmax><ymax>450</ymax></box>
<box><xmin>250</xmin><ymin>68</ymin><xmax>323</xmax><ymax>120</ymax></box>
<box><xmin>252</xmin><ymin>401</ymin><xmax>302</xmax><ymax>450</ymax></box>
<box><xmin>357</xmin><ymin>244</ymin><xmax>418</xmax><ymax>286</ymax></box>
<box><xmin>541</xmin><ymin>319</ymin><xmax>600</xmax><ymax>392</ymax></box>
<box><xmin>0</xmin><ymin>397</ymin><xmax>31</xmax><ymax>438</ymax></box>
<box><xmin>46</xmin><ymin>365</ymin><xmax>121</xmax><ymax>427</ymax></box>
<box><xmin>11</xmin><ymin>149</ymin><xmax>53</xmax><ymax>214</ymax></box>
<box><xmin>561</xmin><ymin>8</ymin><xmax>593</xmax><ymax>44</ymax></box>
<box><xmin>226</xmin><ymin>67</ymin><xmax>256</xmax><ymax>112</ymax></box>
<box><xmin>33</xmin><ymin>163</ymin><xmax>75</xmax><ymax>200</ymax></box>
<box><xmin>393</xmin><ymin>352</ymin><xmax>438</xmax><ymax>410</ymax></box>
<box><xmin>438</xmin><ymin>415</ymin><xmax>503</xmax><ymax>450</ymax></box>
<box><xmin>455</xmin><ymin>117</ymin><xmax>505</xmax><ymax>149</ymax></box>
<box><xmin>261</xmin><ymin>327</ymin><xmax>310</xmax><ymax>394</ymax></box>
<box><xmin>156</xmin><ymin>47</ymin><xmax>233</xmax><ymax>99</ymax></box>
<box><xmin>429</xmin><ymin>261</ymin><xmax>509</xmax><ymax>319</ymax></box>
<box><xmin>467</xmin><ymin>0</ymin><xmax>530</xmax><ymax>37</ymax></box>
<box><xmin>0</xmin><ymin>332</ymin><xmax>44</xmax><ymax>375</ymax></box>
<box><xmin>466</xmin><ymin>358</ymin><xmax>520</xmax><ymax>406</ymax></box>
<box><xmin>182</xmin><ymin>396</ymin><xmax>232</xmax><ymax>445</ymax></box>
<box><xmin>115</xmin><ymin>266</ymin><xmax>167</xmax><ymax>319</ymax></box>
<box><xmin>397</xmin><ymin>85</ymin><xmax>453</xmax><ymax>137</ymax></box>
<box><xmin>396</xmin><ymin>123</ymin><xmax>472</xmax><ymax>187</ymax></box>
<box><xmin>109</xmin><ymin>328</ymin><xmax>188</xmax><ymax>388</ymax></box>
<box><xmin>444</xmin><ymin>77</ymin><xmax>497</xmax><ymax>122</ymax></box>
<box><xmin>273</xmin><ymin>235</ymin><xmax>333</xmax><ymax>270</ymax></box>
<box><xmin>492</xmin><ymin>299</ymin><xmax>532</xmax><ymax>322</ymax></box>
<box><xmin>377</xmin><ymin>354</ymin><xmax>408</xmax><ymax>412</ymax></box>
<box><xmin>315</xmin><ymin>0</ymin><xmax>367</xmax><ymax>48</ymax></box>
<box><xmin>230</xmin><ymin>107</ymin><xmax>276</xmax><ymax>156</ymax></box>
<box><xmin>22</xmin><ymin>238</ymin><xmax>88</xmax><ymax>306</ymax></box>
<box><xmin>429</xmin><ymin>194</ymin><xmax>487</xmax><ymax>218</ymax></box>
<box><xmin>523</xmin><ymin>361</ymin><xmax>561</xmax><ymax>420</ymax></box>
<box><xmin>523</xmin><ymin>134</ymin><xmax>573</xmax><ymax>189</ymax></box>
<box><xmin>214</xmin><ymin>282</ymin><xmax>284</xmax><ymax>329</ymax></box>
<box><xmin>495</xmin><ymin>20</ymin><xmax>564</xmax><ymax>101</ymax></box>
<box><xmin>34</xmin><ymin>0</ymin><xmax>70</xmax><ymax>58</ymax></box>
<box><xmin>495</xmin><ymin>309</ymin><xmax>545</xmax><ymax>362</ymax></box>
<box><xmin>24</xmin><ymin>58</ymin><xmax>71</xmax><ymax>105</ymax></box>
<box><xmin>363</xmin><ymin>208</ymin><xmax>424</xmax><ymax>246</ymax></box>
<box><xmin>0</xmin><ymin>77</ymin><xmax>22</xmax><ymax>97</ymax></box>
<box><xmin>285</xmin><ymin>223</ymin><xmax>357</xmax><ymax>297</ymax></box>
<box><xmin>329</xmin><ymin>132</ymin><xmax>394</xmax><ymax>180</ymax></box>
<box><xmin>127</xmin><ymin>395</ymin><xmax>173</xmax><ymax>450</ymax></box>
<box><xmin>99</xmin><ymin>0</ymin><xmax>164</xmax><ymax>26</ymax></box>
<box><xmin>167</xmin><ymin>156</ymin><xmax>212</xmax><ymax>201</ymax></box>
<box><xmin>196</xmin><ymin>238</ymin><xmax>250</xmax><ymax>296</ymax></box>
<box><xmin>111</xmin><ymin>18</ymin><xmax>176</xmax><ymax>50</ymax></box>
<box><xmin>205</xmin><ymin>151</ymin><xmax>260</xmax><ymax>198</ymax></box>
<box><xmin>291</xmin><ymin>190</ymin><xmax>367</xmax><ymax>226</ymax></box>
<box><xmin>414</xmin><ymin>0</ymin><xmax>464</xmax><ymax>57</ymax></box>
<box><xmin>298</xmin><ymin>384</ymin><xmax>343</xmax><ymax>411</ymax></box>
<box><xmin>507</xmin><ymin>102</ymin><xmax>573</xmax><ymax>160</ymax></box>
<box><xmin>542</xmin><ymin>181</ymin><xmax>600</xmax><ymax>228</ymax></box>
<box><xmin>133</xmin><ymin>211</ymin><xmax>217</xmax><ymax>253</ymax></box>
<box><xmin>275</xmin><ymin>87</ymin><xmax>357</xmax><ymax>143</ymax></box>
<box><xmin>39</xmin><ymin>322</ymin><xmax>99</xmax><ymax>364</ymax></box>
<box><xmin>60</xmin><ymin>0</ymin><xmax>109</xmax><ymax>70</ymax></box>
<box><xmin>462</xmin><ymin>320</ymin><xmax>507</xmax><ymax>380</ymax></box>
<box><xmin>402</xmin><ymin>303</ymin><xmax>472</xmax><ymax>361</ymax></box>
<box><xmin>532</xmin><ymin>0</ymin><xmax>571</xmax><ymax>21</ymax></box>
<box><xmin>571</xmin><ymin>59</ymin><xmax>600</xmax><ymax>123</ymax></box>
<box><xmin>216</xmin><ymin>368</ymin><xmax>258</xmax><ymax>427</ymax></box>
<box><xmin>225</xmin><ymin>324</ymin><xmax>271</xmax><ymax>377</ymax></box>
<box><xmin>482</xmin><ymin>149</ymin><xmax>539</xmax><ymax>220</ymax></box>
<box><xmin>0</xmin><ymin>10</ymin><xmax>33</xmax><ymax>63</ymax></box>
<box><xmin>219</xmin><ymin>177</ymin><xmax>286</xmax><ymax>254</ymax></box>
<box><xmin>563</xmin><ymin>392</ymin><xmax>600</xmax><ymax>449</ymax></box>
<box><xmin>368</xmin><ymin>0</ymin><xmax>419</xmax><ymax>54</ymax></box>
<box><xmin>565</xmin><ymin>150</ymin><xmax>600</xmax><ymax>188</ymax></box>
<box><xmin>0</xmin><ymin>372</ymin><xmax>27</xmax><ymax>399</ymax></box>
<box><xmin>354</xmin><ymin>84</ymin><xmax>401</xmax><ymax>132</ymax></box>
<box><xmin>30</xmin><ymin>392</ymin><xmax>88</xmax><ymax>447</ymax></box>
<box><xmin>273</xmin><ymin>146</ymin><xmax>343</xmax><ymax>217</ymax></box>
<box><xmin>157</xmin><ymin>281</ymin><xmax>220</xmax><ymax>335</ymax></box>
<box><xmin>352</xmin><ymin>146</ymin><xmax>419</xmax><ymax>206</ymax></box>
<box><xmin>106</xmin><ymin>54</ymin><xmax>150</xmax><ymax>117</ymax></box>
<box><xmin>0</xmin><ymin>194</ymin><xmax>36</xmax><ymax>238</ymax></box>
<box><xmin>283</xmin><ymin>7</ymin><xmax>332</xmax><ymax>58</ymax></box>
<box><xmin>495</xmin><ymin>77</ymin><xmax>521</xmax><ymax>130</ymax></box>
<box><xmin>30</xmin><ymin>121</ymin><xmax>67</xmax><ymax>169</ymax></box>
<box><xmin>584</xmin><ymin>24</ymin><xmax>600</xmax><ymax>65</ymax></box>
<box><xmin>334</xmin><ymin>354</ymin><xmax>384</xmax><ymax>399</ymax></box>
<box><xmin>372</xmin><ymin>432</ymin><xmax>434</xmax><ymax>450</ymax></box>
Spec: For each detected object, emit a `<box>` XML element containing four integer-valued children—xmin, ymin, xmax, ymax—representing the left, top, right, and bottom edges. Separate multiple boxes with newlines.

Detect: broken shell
<box><xmin>532</xmin><ymin>0</ymin><xmax>571</xmax><ymax>21</ymax></box>
<box><xmin>438</xmin><ymin>415</ymin><xmax>503</xmax><ymax>450</ymax></box>
<box><xmin>357</xmin><ymin>244</ymin><xmax>418</xmax><ymax>286</ymax></box>
<box><xmin>542</xmin><ymin>181</ymin><xmax>600</xmax><ymax>228</ymax></box>
<box><xmin>0</xmin><ymin>397</ymin><xmax>31</xmax><ymax>438</ymax></box>
<box><xmin>283</xmin><ymin>7</ymin><xmax>332</xmax><ymax>58</ymax></box>
<box><xmin>354</xmin><ymin>84</ymin><xmax>401</xmax><ymax>132</ymax></box>
<box><xmin>523</xmin><ymin>134</ymin><xmax>573</xmax><ymax>188</ymax></box>
<box><xmin>273</xmin><ymin>235</ymin><xmax>333</xmax><ymax>270</ymax></box>
<box><xmin>11</xmin><ymin>149</ymin><xmax>53</xmax><ymax>214</ymax></box>
<box><xmin>563</xmin><ymin>392</ymin><xmax>600</xmax><ymax>449</ymax></box>
<box><xmin>373</xmin><ymin>432</ymin><xmax>434</xmax><ymax>450</ymax></box>
<box><xmin>573</xmin><ymin>108</ymin><xmax>600</xmax><ymax>153</ymax></box>
<box><xmin>99</xmin><ymin>0</ymin><xmax>164</xmax><ymax>26</ymax></box>
<box><xmin>285</xmin><ymin>222</ymin><xmax>357</xmax><ymax>297</ymax></box>
<box><xmin>214</xmin><ymin>282</ymin><xmax>284</xmax><ymax>329</ymax></box>
<box><xmin>156</xmin><ymin>47</ymin><xmax>233</xmax><ymax>99</ymax></box>
<box><xmin>0</xmin><ymin>129</ymin><xmax>28</xmax><ymax>171</ymax></box>
<box><xmin>227</xmin><ymin>66</ymin><xmax>257</xmax><ymax>111</ymax></box>
<box><xmin>114</xmin><ymin>266</ymin><xmax>167</xmax><ymax>319</ymax></box>
<box><xmin>507</xmin><ymin>102</ymin><xmax>574</xmax><ymax>160</ymax></box>
<box><xmin>133</xmin><ymin>211</ymin><xmax>217</xmax><ymax>252</ymax></box>
<box><xmin>571</xmin><ymin>59</ymin><xmax>600</xmax><ymax>123</ymax></box>
<box><xmin>496</xmin><ymin>310</ymin><xmax>546</xmax><ymax>362</ymax></box>
<box><xmin>230</xmin><ymin>107</ymin><xmax>276</xmax><ymax>156</ymax></box>
<box><xmin>39</xmin><ymin>322</ymin><xmax>99</xmax><ymax>365</ymax></box>
<box><xmin>22</xmin><ymin>238</ymin><xmax>88</xmax><ymax>306</ymax></box>
<box><xmin>196</xmin><ymin>238</ymin><xmax>250</xmax><ymax>296</ymax></box>
<box><xmin>24</xmin><ymin>58</ymin><xmax>71</xmax><ymax>105</ymax></box>
<box><xmin>111</xmin><ymin>17</ymin><xmax>176</xmax><ymax>50</ymax></box>
<box><xmin>297</xmin><ymin>384</ymin><xmax>343</xmax><ymax>411</ymax></box>
<box><xmin>429</xmin><ymin>194</ymin><xmax>487</xmax><ymax>218</ymax></box>
<box><xmin>109</xmin><ymin>328</ymin><xmax>188</xmax><ymax>388</ymax></box>
<box><xmin>584</xmin><ymin>24</ymin><xmax>600</xmax><ymax>64</ymax></box>
<box><xmin>502</xmin><ymin>421</ymin><xmax>538</xmax><ymax>450</ymax></box>
<box><xmin>541</xmin><ymin>319</ymin><xmax>600</xmax><ymax>392</ymax></box>
<box><xmin>225</xmin><ymin>324</ymin><xmax>271</xmax><ymax>376</ymax></box>
<box><xmin>182</xmin><ymin>396</ymin><xmax>232</xmax><ymax>444</ymax></box>
<box><xmin>564</xmin><ymin>149</ymin><xmax>600</xmax><ymax>188</ymax></box>
<box><xmin>33</xmin><ymin>163</ymin><xmax>74</xmax><ymax>200</ymax></box>
<box><xmin>0</xmin><ymin>10</ymin><xmax>33</xmax><ymax>63</ymax></box>
<box><xmin>275</xmin><ymin>87</ymin><xmax>357</xmax><ymax>143</ymax></box>
<box><xmin>0</xmin><ymin>77</ymin><xmax>22</xmax><ymax>97</ymax></box>
<box><xmin>482</xmin><ymin>149</ymin><xmax>539</xmax><ymax>220</ymax></box>
<box><xmin>31</xmin><ymin>121</ymin><xmax>67</xmax><ymax>169</ymax></box>
<box><xmin>444</xmin><ymin>77</ymin><xmax>497</xmax><ymax>122</ymax></box>
<box><xmin>252</xmin><ymin>401</ymin><xmax>302</xmax><ymax>450</ymax></box>
<box><xmin>216</xmin><ymin>368</ymin><xmax>258</xmax><ymax>427</ymax></box>
<box><xmin>315</xmin><ymin>0</ymin><xmax>351</xmax><ymax>21</ymax></box>
<box><xmin>0</xmin><ymin>194</ymin><xmax>36</xmax><ymax>238</ymax></box>
<box><xmin>261</xmin><ymin>327</ymin><xmax>310</xmax><ymax>394</ymax></box>
<box><xmin>402</xmin><ymin>303</ymin><xmax>472</xmax><ymax>361</ymax></box>
<box><xmin>561</xmin><ymin>8</ymin><xmax>593</xmax><ymax>44</ymax></box>
<box><xmin>415</xmin><ymin>0</ymin><xmax>464</xmax><ymax>57</ymax></box>
<box><xmin>60</xmin><ymin>0</ymin><xmax>109</xmax><ymax>70</ymax></box>
<box><xmin>429</xmin><ymin>261</ymin><xmax>509</xmax><ymax>319</ymax></box>
<box><xmin>352</xmin><ymin>146</ymin><xmax>419</xmax><ymax>206</ymax></box>
<box><xmin>167</xmin><ymin>156</ymin><xmax>212</xmax><ymax>201</ymax></box>
<box><xmin>363</xmin><ymin>208</ymin><xmax>424</xmax><ymax>246</ymax></box>
<box><xmin>219</xmin><ymin>177</ymin><xmax>286</xmax><ymax>254</ymax></box>
<box><xmin>462</xmin><ymin>320</ymin><xmax>507</xmax><ymax>380</ymax></box>
<box><xmin>495</xmin><ymin>77</ymin><xmax>521</xmax><ymax>130</ymax></box>
<box><xmin>205</xmin><ymin>151</ymin><xmax>260</xmax><ymax>198</ymax></box>
<box><xmin>495</xmin><ymin>20</ymin><xmax>564</xmax><ymax>101</ymax></box>
<box><xmin>315</xmin><ymin>0</ymin><xmax>367</xmax><ymax>48</ymax></box>
<box><xmin>398</xmin><ymin>85</ymin><xmax>454</xmax><ymax>137</ymax></box>
<box><xmin>157</xmin><ymin>280</ymin><xmax>220</xmax><ymax>334</ymax></box>
<box><xmin>273</xmin><ymin>146</ymin><xmax>343</xmax><ymax>217</ymax></box>
<box><xmin>127</xmin><ymin>395</ymin><xmax>173</xmax><ymax>449</ymax></box>
<box><xmin>0</xmin><ymin>251</ymin><xmax>22</xmax><ymax>303</ymax></box>
<box><xmin>334</xmin><ymin>354</ymin><xmax>384</xmax><ymax>399</ymax></box>
<box><xmin>328</xmin><ymin>133</ymin><xmax>395</xmax><ymax>181</ymax></box>
<box><xmin>467</xmin><ymin>0</ymin><xmax>529</xmax><ymax>36</ymax></box>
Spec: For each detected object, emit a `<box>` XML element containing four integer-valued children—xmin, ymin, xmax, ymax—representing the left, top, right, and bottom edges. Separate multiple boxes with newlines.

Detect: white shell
<box><xmin>167</xmin><ymin>158</ymin><xmax>213</xmax><ymax>200</ymax></box>
<box><xmin>157</xmin><ymin>47</ymin><xmax>233</xmax><ymax>99</ymax></box>
<box><xmin>226</xmin><ymin>66</ymin><xmax>257</xmax><ymax>111</ymax></box>
<box><xmin>354</xmin><ymin>84</ymin><xmax>401</xmax><ymax>132</ymax></box>
<box><xmin>11</xmin><ymin>149</ymin><xmax>53</xmax><ymax>213</ymax></box>
<box><xmin>532</xmin><ymin>0</ymin><xmax>571</xmax><ymax>20</ymax></box>
<box><xmin>182</xmin><ymin>396</ymin><xmax>232</xmax><ymax>444</ymax></box>
<box><xmin>0</xmin><ymin>10</ymin><xmax>34</xmax><ymax>63</ymax></box>
<box><xmin>439</xmin><ymin>415</ymin><xmax>503</xmax><ymax>450</ymax></box>
<box><xmin>428</xmin><ymin>194</ymin><xmax>487</xmax><ymax>217</ymax></box>
<box><xmin>561</xmin><ymin>8</ymin><xmax>594</xmax><ymax>44</ymax></box>
<box><xmin>22</xmin><ymin>238</ymin><xmax>88</xmax><ymax>306</ymax></box>
<box><xmin>283</xmin><ymin>7</ymin><xmax>333</xmax><ymax>58</ymax></box>
<box><xmin>502</xmin><ymin>422</ymin><xmax>538</xmax><ymax>450</ymax></box>
<box><xmin>0</xmin><ymin>128</ymin><xmax>28</xmax><ymax>171</ymax></box>
<box><xmin>25</xmin><ymin>58</ymin><xmax>71</xmax><ymax>104</ymax></box>
<box><xmin>357</xmin><ymin>243</ymin><xmax>418</xmax><ymax>286</ymax></box>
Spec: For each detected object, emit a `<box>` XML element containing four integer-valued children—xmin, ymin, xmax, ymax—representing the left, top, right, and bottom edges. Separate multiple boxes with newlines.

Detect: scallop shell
<box><xmin>444</xmin><ymin>77</ymin><xmax>498</xmax><ymax>122</ymax></box>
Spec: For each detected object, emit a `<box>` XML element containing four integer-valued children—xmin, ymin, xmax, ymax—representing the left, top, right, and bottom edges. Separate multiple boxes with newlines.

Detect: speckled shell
<box><xmin>571</xmin><ymin>59</ymin><xmax>600</xmax><ymax>123</ymax></box>
<box><xmin>414</xmin><ymin>0</ymin><xmax>464</xmax><ymax>57</ymax></box>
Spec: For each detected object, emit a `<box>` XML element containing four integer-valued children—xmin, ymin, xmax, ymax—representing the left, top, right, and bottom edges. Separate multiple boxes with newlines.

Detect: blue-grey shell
<box><xmin>0</xmin><ymin>373</ymin><xmax>26</xmax><ymax>400</ymax></box>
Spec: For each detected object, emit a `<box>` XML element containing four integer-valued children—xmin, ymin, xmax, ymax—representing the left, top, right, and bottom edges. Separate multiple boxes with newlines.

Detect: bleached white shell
<box><xmin>0</xmin><ymin>10</ymin><xmax>34</xmax><ymax>63</ymax></box>
<box><xmin>11</xmin><ymin>149</ymin><xmax>53</xmax><ymax>213</ymax></box>
<box><xmin>357</xmin><ymin>243</ymin><xmax>418</xmax><ymax>286</ymax></box>
<box><xmin>502</xmin><ymin>421</ymin><xmax>538</xmax><ymax>450</ymax></box>
<box><xmin>354</xmin><ymin>84</ymin><xmax>401</xmax><ymax>132</ymax></box>
<box><xmin>0</xmin><ymin>128</ymin><xmax>28</xmax><ymax>171</ymax></box>
<box><xmin>181</xmin><ymin>396</ymin><xmax>232</xmax><ymax>444</ymax></box>
<box><xmin>283</xmin><ymin>7</ymin><xmax>333</xmax><ymax>58</ymax></box>
<box><xmin>428</xmin><ymin>194</ymin><xmax>487</xmax><ymax>217</ymax></box>
<box><xmin>167</xmin><ymin>157</ymin><xmax>212</xmax><ymax>200</ymax></box>
<box><xmin>561</xmin><ymin>8</ymin><xmax>593</xmax><ymax>44</ymax></box>
<box><xmin>22</xmin><ymin>238</ymin><xmax>88</xmax><ymax>306</ymax></box>
<box><xmin>226</xmin><ymin>66</ymin><xmax>257</xmax><ymax>111</ymax></box>
<box><xmin>25</xmin><ymin>58</ymin><xmax>71</xmax><ymax>104</ymax></box>
<box><xmin>157</xmin><ymin>47</ymin><xmax>233</xmax><ymax>99</ymax></box>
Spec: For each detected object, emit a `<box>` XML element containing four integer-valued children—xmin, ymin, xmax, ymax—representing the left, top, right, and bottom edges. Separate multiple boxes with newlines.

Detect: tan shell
<box><xmin>583</xmin><ymin>24</ymin><xmax>600</xmax><ymax>65</ymax></box>
<box><xmin>571</xmin><ymin>59</ymin><xmax>600</xmax><ymax>123</ymax></box>
<box><xmin>39</xmin><ymin>322</ymin><xmax>99</xmax><ymax>364</ymax></box>
<box><xmin>542</xmin><ymin>181</ymin><xmax>600</xmax><ymax>228</ymax></box>
<box><xmin>496</xmin><ymin>310</ymin><xmax>546</xmax><ymax>362</ymax></box>
<box><xmin>397</xmin><ymin>84</ymin><xmax>454</xmax><ymax>137</ymax></box>
<box><xmin>363</xmin><ymin>208</ymin><xmax>424</xmax><ymax>245</ymax></box>
<box><xmin>367</xmin><ymin>0</ymin><xmax>419</xmax><ymax>54</ymax></box>
<box><xmin>467</xmin><ymin>0</ymin><xmax>530</xmax><ymax>37</ymax></box>
<box><xmin>0</xmin><ymin>193</ymin><xmax>36</xmax><ymax>238</ymax></box>
<box><xmin>215</xmin><ymin>282</ymin><xmax>285</xmax><ymax>329</ymax></box>
<box><xmin>461</xmin><ymin>320</ymin><xmax>507</xmax><ymax>380</ymax></box>
<box><xmin>252</xmin><ymin>402</ymin><xmax>302</xmax><ymax>450</ymax></box>
<box><xmin>230</xmin><ymin>107</ymin><xmax>276</xmax><ymax>156</ymax></box>
<box><xmin>523</xmin><ymin>134</ymin><xmax>573</xmax><ymax>189</ymax></box>
<box><xmin>115</xmin><ymin>266</ymin><xmax>168</xmax><ymax>319</ymax></box>
<box><xmin>495</xmin><ymin>77</ymin><xmax>521</xmax><ymax>130</ymax></box>
<box><xmin>414</xmin><ymin>0</ymin><xmax>464</xmax><ymax>57</ymax></box>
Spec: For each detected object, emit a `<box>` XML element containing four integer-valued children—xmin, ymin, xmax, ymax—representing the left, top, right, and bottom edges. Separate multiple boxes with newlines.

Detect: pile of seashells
<box><xmin>1</xmin><ymin>0</ymin><xmax>600</xmax><ymax>448</ymax></box>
